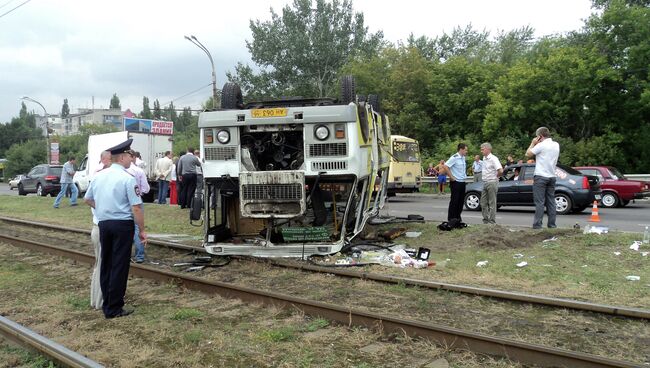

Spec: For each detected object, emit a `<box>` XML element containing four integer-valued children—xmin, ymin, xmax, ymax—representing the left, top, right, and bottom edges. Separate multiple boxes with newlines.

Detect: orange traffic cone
<box><xmin>588</xmin><ymin>201</ymin><xmax>601</xmax><ymax>222</ymax></box>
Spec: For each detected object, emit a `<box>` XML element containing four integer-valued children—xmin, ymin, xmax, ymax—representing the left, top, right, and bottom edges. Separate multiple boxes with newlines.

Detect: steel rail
<box><xmin>0</xmin><ymin>233</ymin><xmax>643</xmax><ymax>368</ymax></box>
<box><xmin>0</xmin><ymin>315</ymin><xmax>103</xmax><ymax>368</ymax></box>
<box><xmin>2</xmin><ymin>216</ymin><xmax>649</xmax><ymax>319</ymax></box>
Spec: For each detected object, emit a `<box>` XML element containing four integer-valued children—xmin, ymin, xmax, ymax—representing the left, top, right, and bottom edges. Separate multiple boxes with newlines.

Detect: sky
<box><xmin>0</xmin><ymin>0</ymin><xmax>595</xmax><ymax>123</ymax></box>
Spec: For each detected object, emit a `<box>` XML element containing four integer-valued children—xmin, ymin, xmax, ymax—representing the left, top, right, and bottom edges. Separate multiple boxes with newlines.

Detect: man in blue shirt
<box><xmin>84</xmin><ymin>139</ymin><xmax>146</xmax><ymax>319</ymax></box>
<box><xmin>53</xmin><ymin>156</ymin><xmax>78</xmax><ymax>208</ymax></box>
<box><xmin>443</xmin><ymin>143</ymin><xmax>468</xmax><ymax>226</ymax></box>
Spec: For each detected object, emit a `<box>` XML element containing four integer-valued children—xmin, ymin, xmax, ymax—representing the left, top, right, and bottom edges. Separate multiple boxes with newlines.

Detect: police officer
<box><xmin>84</xmin><ymin>139</ymin><xmax>146</xmax><ymax>319</ymax></box>
<box><xmin>443</xmin><ymin>143</ymin><xmax>468</xmax><ymax>226</ymax></box>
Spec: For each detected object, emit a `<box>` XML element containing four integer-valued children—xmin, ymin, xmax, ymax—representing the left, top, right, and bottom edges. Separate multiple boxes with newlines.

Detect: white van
<box><xmin>74</xmin><ymin>131</ymin><xmax>173</xmax><ymax>200</ymax></box>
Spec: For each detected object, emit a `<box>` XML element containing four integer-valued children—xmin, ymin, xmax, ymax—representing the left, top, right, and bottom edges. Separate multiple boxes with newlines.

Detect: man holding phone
<box><xmin>526</xmin><ymin>127</ymin><xmax>560</xmax><ymax>229</ymax></box>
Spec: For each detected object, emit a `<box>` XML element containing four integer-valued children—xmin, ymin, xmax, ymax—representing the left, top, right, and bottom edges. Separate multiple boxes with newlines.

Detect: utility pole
<box><xmin>21</xmin><ymin>96</ymin><xmax>50</xmax><ymax>164</ymax></box>
<box><xmin>184</xmin><ymin>35</ymin><xmax>217</xmax><ymax>109</ymax></box>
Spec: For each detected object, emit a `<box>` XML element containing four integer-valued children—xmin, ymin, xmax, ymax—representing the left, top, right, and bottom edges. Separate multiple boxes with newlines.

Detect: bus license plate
<box><xmin>251</xmin><ymin>108</ymin><xmax>287</xmax><ymax>118</ymax></box>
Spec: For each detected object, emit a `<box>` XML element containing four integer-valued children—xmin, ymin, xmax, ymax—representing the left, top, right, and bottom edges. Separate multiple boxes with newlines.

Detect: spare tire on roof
<box><xmin>368</xmin><ymin>94</ymin><xmax>381</xmax><ymax>112</ymax></box>
<box><xmin>221</xmin><ymin>82</ymin><xmax>243</xmax><ymax>109</ymax></box>
<box><xmin>341</xmin><ymin>75</ymin><xmax>356</xmax><ymax>104</ymax></box>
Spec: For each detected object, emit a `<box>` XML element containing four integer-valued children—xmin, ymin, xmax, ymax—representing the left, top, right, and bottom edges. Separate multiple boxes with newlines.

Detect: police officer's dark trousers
<box><xmin>98</xmin><ymin>220</ymin><xmax>135</xmax><ymax>318</ymax></box>
<box><xmin>448</xmin><ymin>181</ymin><xmax>466</xmax><ymax>222</ymax></box>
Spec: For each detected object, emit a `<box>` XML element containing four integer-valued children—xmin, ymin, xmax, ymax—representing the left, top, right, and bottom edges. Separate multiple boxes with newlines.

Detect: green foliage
<box><xmin>171</xmin><ymin>308</ymin><xmax>204</xmax><ymax>321</ymax></box>
<box><xmin>259</xmin><ymin>326</ymin><xmax>296</xmax><ymax>342</ymax></box>
<box><xmin>140</xmin><ymin>96</ymin><xmax>152</xmax><ymax>119</ymax></box>
<box><xmin>229</xmin><ymin>0</ymin><xmax>384</xmax><ymax>99</ymax></box>
<box><xmin>4</xmin><ymin>140</ymin><xmax>46</xmax><ymax>177</ymax></box>
<box><xmin>109</xmin><ymin>93</ymin><xmax>121</xmax><ymax>109</ymax></box>
<box><xmin>61</xmin><ymin>99</ymin><xmax>70</xmax><ymax>118</ymax></box>
<box><xmin>153</xmin><ymin>99</ymin><xmax>162</xmax><ymax>119</ymax></box>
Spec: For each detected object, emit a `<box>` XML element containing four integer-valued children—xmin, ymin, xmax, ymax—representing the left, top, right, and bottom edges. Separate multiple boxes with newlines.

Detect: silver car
<box><xmin>8</xmin><ymin>174</ymin><xmax>25</xmax><ymax>190</ymax></box>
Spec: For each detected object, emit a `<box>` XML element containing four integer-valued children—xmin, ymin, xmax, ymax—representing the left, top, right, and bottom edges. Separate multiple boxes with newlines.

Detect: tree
<box><xmin>140</xmin><ymin>97</ymin><xmax>152</xmax><ymax>119</ymax></box>
<box><xmin>229</xmin><ymin>0</ymin><xmax>384</xmax><ymax>99</ymax></box>
<box><xmin>110</xmin><ymin>93</ymin><xmax>121</xmax><ymax>109</ymax></box>
<box><xmin>61</xmin><ymin>98</ymin><xmax>70</xmax><ymax>118</ymax></box>
<box><xmin>153</xmin><ymin>99</ymin><xmax>162</xmax><ymax>119</ymax></box>
<box><xmin>163</xmin><ymin>102</ymin><xmax>178</xmax><ymax>122</ymax></box>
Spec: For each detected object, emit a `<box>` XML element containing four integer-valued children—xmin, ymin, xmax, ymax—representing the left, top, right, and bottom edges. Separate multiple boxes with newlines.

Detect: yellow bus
<box><xmin>387</xmin><ymin>135</ymin><xmax>421</xmax><ymax>196</ymax></box>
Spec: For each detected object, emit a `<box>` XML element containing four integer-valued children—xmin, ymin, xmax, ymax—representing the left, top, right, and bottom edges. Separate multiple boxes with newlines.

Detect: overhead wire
<box><xmin>0</xmin><ymin>0</ymin><xmax>30</xmax><ymax>19</ymax></box>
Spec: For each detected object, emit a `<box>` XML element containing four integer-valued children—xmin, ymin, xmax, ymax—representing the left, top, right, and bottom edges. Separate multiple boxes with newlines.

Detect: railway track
<box><xmin>0</xmin><ymin>315</ymin><xmax>102</xmax><ymax>368</ymax></box>
<box><xmin>2</xmin><ymin>216</ymin><xmax>648</xmax><ymax>320</ymax></box>
<box><xmin>0</xmin><ymin>230</ymin><xmax>645</xmax><ymax>368</ymax></box>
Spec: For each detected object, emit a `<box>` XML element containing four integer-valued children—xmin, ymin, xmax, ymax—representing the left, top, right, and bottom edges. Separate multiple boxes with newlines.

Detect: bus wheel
<box><xmin>221</xmin><ymin>82</ymin><xmax>243</xmax><ymax>109</ymax></box>
<box><xmin>341</xmin><ymin>75</ymin><xmax>356</xmax><ymax>104</ymax></box>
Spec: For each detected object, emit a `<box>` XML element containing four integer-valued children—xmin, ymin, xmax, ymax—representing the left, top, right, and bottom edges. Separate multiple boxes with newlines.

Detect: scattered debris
<box><xmin>405</xmin><ymin>231</ymin><xmax>422</xmax><ymax>238</ymax></box>
<box><xmin>381</xmin><ymin>227</ymin><xmax>407</xmax><ymax>240</ymax></box>
<box><xmin>542</xmin><ymin>236</ymin><xmax>558</xmax><ymax>242</ymax></box>
<box><xmin>642</xmin><ymin>252</ymin><xmax>649</xmax><ymax>257</ymax></box>
<box><xmin>614</xmin><ymin>252</ymin><xmax>621</xmax><ymax>256</ymax></box>
<box><xmin>625</xmin><ymin>276</ymin><xmax>640</xmax><ymax>281</ymax></box>
<box><xmin>476</xmin><ymin>260</ymin><xmax>489</xmax><ymax>267</ymax></box>
<box><xmin>630</xmin><ymin>241</ymin><xmax>642</xmax><ymax>251</ymax></box>
<box><xmin>516</xmin><ymin>261</ymin><xmax>528</xmax><ymax>268</ymax></box>
<box><xmin>573</xmin><ymin>223</ymin><xmax>580</xmax><ymax>230</ymax></box>
<box><xmin>582</xmin><ymin>265</ymin><xmax>588</xmax><ymax>268</ymax></box>
<box><xmin>584</xmin><ymin>225</ymin><xmax>609</xmax><ymax>234</ymax></box>
<box><xmin>513</xmin><ymin>253</ymin><xmax>524</xmax><ymax>259</ymax></box>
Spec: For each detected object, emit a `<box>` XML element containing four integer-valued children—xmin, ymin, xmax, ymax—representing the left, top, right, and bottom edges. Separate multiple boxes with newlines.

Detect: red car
<box><xmin>574</xmin><ymin>166</ymin><xmax>650</xmax><ymax>208</ymax></box>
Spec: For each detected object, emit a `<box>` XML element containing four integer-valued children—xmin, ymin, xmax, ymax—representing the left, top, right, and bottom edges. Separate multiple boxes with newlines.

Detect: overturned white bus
<box><xmin>194</xmin><ymin>77</ymin><xmax>391</xmax><ymax>257</ymax></box>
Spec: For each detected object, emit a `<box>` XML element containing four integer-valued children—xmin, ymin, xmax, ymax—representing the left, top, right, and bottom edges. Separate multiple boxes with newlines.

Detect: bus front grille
<box><xmin>312</xmin><ymin>161</ymin><xmax>347</xmax><ymax>171</ymax></box>
<box><xmin>205</xmin><ymin>146</ymin><xmax>237</xmax><ymax>161</ymax></box>
<box><xmin>308</xmin><ymin>143</ymin><xmax>347</xmax><ymax>157</ymax></box>
<box><xmin>242</xmin><ymin>184</ymin><xmax>303</xmax><ymax>201</ymax></box>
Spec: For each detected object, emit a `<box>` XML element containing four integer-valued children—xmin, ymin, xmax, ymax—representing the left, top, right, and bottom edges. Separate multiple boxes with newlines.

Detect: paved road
<box><xmin>382</xmin><ymin>193</ymin><xmax>650</xmax><ymax>233</ymax></box>
<box><xmin>2</xmin><ymin>183</ymin><xmax>648</xmax><ymax>233</ymax></box>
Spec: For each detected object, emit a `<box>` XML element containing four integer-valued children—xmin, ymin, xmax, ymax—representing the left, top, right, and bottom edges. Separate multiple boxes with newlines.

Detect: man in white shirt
<box><xmin>479</xmin><ymin>143</ymin><xmax>503</xmax><ymax>224</ymax></box>
<box><xmin>127</xmin><ymin>153</ymin><xmax>150</xmax><ymax>262</ymax></box>
<box><xmin>526</xmin><ymin>126</ymin><xmax>560</xmax><ymax>229</ymax></box>
<box><xmin>154</xmin><ymin>151</ymin><xmax>173</xmax><ymax>205</ymax></box>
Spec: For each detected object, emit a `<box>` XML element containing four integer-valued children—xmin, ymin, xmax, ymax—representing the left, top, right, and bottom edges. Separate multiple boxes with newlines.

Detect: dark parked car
<box><xmin>18</xmin><ymin>164</ymin><xmax>63</xmax><ymax>196</ymax></box>
<box><xmin>464</xmin><ymin>163</ymin><xmax>601</xmax><ymax>215</ymax></box>
<box><xmin>574</xmin><ymin>166</ymin><xmax>650</xmax><ymax>208</ymax></box>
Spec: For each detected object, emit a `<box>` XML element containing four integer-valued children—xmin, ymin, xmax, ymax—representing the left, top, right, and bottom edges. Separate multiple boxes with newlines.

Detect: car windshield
<box><xmin>49</xmin><ymin>167</ymin><xmax>63</xmax><ymax>176</ymax></box>
<box><xmin>557</xmin><ymin>164</ymin><xmax>581</xmax><ymax>175</ymax></box>
<box><xmin>607</xmin><ymin>167</ymin><xmax>626</xmax><ymax>180</ymax></box>
<box><xmin>392</xmin><ymin>141</ymin><xmax>420</xmax><ymax>162</ymax></box>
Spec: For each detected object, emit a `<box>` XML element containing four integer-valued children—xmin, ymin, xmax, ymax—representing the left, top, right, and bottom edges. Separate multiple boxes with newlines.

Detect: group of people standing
<box><xmin>435</xmin><ymin>126</ymin><xmax>560</xmax><ymax>230</ymax></box>
<box><xmin>151</xmin><ymin>147</ymin><xmax>203</xmax><ymax>209</ymax></box>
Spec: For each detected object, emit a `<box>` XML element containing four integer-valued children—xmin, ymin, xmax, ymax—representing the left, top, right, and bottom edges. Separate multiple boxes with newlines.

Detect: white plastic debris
<box><xmin>516</xmin><ymin>261</ymin><xmax>528</xmax><ymax>268</ymax></box>
<box><xmin>625</xmin><ymin>276</ymin><xmax>640</xmax><ymax>281</ymax></box>
<box><xmin>584</xmin><ymin>225</ymin><xmax>609</xmax><ymax>234</ymax></box>
<box><xmin>582</xmin><ymin>265</ymin><xmax>588</xmax><ymax>268</ymax></box>
<box><xmin>542</xmin><ymin>236</ymin><xmax>558</xmax><ymax>243</ymax></box>
<box><xmin>476</xmin><ymin>260</ymin><xmax>489</xmax><ymax>267</ymax></box>
<box><xmin>642</xmin><ymin>252</ymin><xmax>649</xmax><ymax>257</ymax></box>
<box><xmin>513</xmin><ymin>253</ymin><xmax>524</xmax><ymax>259</ymax></box>
<box><xmin>405</xmin><ymin>231</ymin><xmax>422</xmax><ymax>238</ymax></box>
<box><xmin>613</xmin><ymin>252</ymin><xmax>621</xmax><ymax>256</ymax></box>
<box><xmin>630</xmin><ymin>241</ymin><xmax>642</xmax><ymax>251</ymax></box>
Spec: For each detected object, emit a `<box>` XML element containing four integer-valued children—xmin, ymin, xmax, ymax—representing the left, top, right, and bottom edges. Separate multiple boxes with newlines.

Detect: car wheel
<box><xmin>555</xmin><ymin>193</ymin><xmax>572</xmax><ymax>215</ymax></box>
<box><xmin>18</xmin><ymin>184</ymin><xmax>27</xmax><ymax>196</ymax></box>
<box><xmin>600</xmin><ymin>192</ymin><xmax>619</xmax><ymax>208</ymax></box>
<box><xmin>464</xmin><ymin>192</ymin><xmax>481</xmax><ymax>211</ymax></box>
<box><xmin>37</xmin><ymin>183</ymin><xmax>45</xmax><ymax>197</ymax></box>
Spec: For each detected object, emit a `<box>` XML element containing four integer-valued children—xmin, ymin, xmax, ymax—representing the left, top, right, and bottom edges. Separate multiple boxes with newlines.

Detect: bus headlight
<box><xmin>217</xmin><ymin>130</ymin><xmax>230</xmax><ymax>144</ymax></box>
<box><xmin>314</xmin><ymin>125</ymin><xmax>329</xmax><ymax>140</ymax></box>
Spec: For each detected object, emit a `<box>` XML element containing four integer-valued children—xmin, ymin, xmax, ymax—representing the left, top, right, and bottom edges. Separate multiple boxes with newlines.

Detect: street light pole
<box><xmin>21</xmin><ymin>96</ymin><xmax>50</xmax><ymax>164</ymax></box>
<box><xmin>184</xmin><ymin>35</ymin><xmax>218</xmax><ymax>109</ymax></box>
